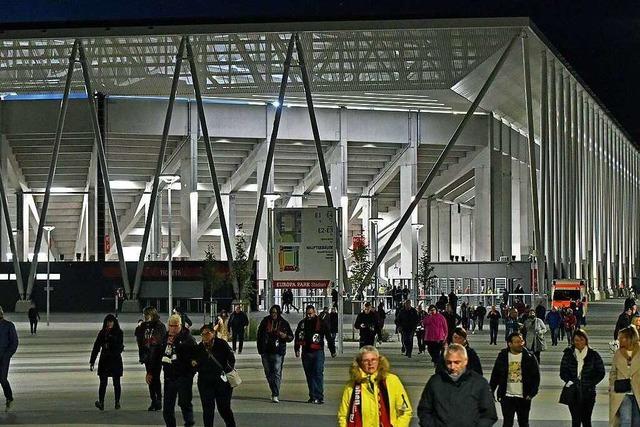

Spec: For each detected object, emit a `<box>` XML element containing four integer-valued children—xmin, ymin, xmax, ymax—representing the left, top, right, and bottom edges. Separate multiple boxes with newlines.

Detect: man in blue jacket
<box><xmin>545</xmin><ymin>306</ymin><xmax>562</xmax><ymax>346</ymax></box>
<box><xmin>0</xmin><ymin>306</ymin><xmax>18</xmax><ymax>411</ymax></box>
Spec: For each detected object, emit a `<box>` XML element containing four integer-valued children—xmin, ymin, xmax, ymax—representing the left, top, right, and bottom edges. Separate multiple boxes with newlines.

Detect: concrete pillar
<box><xmin>180</xmin><ymin>104</ymin><xmax>199</xmax><ymax>258</ymax></box>
<box><xmin>20</xmin><ymin>192</ymin><xmax>29</xmax><ymax>261</ymax></box>
<box><xmin>438</xmin><ymin>202</ymin><xmax>451</xmax><ymax>261</ymax></box>
<box><xmin>400</xmin><ymin>111</ymin><xmax>418</xmax><ymax>278</ymax></box>
<box><xmin>460</xmin><ymin>208</ymin><xmax>472</xmax><ymax>260</ymax></box>
<box><xmin>151</xmin><ymin>192</ymin><xmax>162</xmax><ymax>260</ymax></box>
<box><xmin>0</xmin><ymin>137</ymin><xmax>7</xmax><ymax>261</ymax></box>
<box><xmin>331</xmin><ymin>107</ymin><xmax>349</xmax><ymax>260</ymax></box>
<box><xmin>490</xmin><ymin>119</ymin><xmax>512</xmax><ymax>260</ymax></box>
<box><xmin>474</xmin><ymin>150</ymin><xmax>492</xmax><ymax>261</ymax></box>
<box><xmin>220</xmin><ymin>193</ymin><xmax>237</xmax><ymax>260</ymax></box>
<box><xmin>429</xmin><ymin>197</ymin><xmax>439</xmax><ymax>261</ymax></box>
<box><xmin>256</xmin><ymin>136</ymin><xmax>274</xmax><ymax>281</ymax></box>
<box><xmin>451</xmin><ymin>204</ymin><xmax>461</xmax><ymax>257</ymax></box>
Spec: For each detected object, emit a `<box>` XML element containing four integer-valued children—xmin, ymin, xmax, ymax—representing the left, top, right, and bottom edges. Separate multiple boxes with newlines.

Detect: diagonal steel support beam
<box><xmin>77</xmin><ymin>41</ymin><xmax>131</xmax><ymax>295</ymax></box>
<box><xmin>247</xmin><ymin>34</ymin><xmax>295</xmax><ymax>269</ymax></box>
<box><xmin>25</xmin><ymin>40</ymin><xmax>79</xmax><ymax>299</ymax></box>
<box><xmin>132</xmin><ymin>36</ymin><xmax>186</xmax><ymax>298</ymax></box>
<box><xmin>522</xmin><ymin>32</ymin><xmax>545</xmax><ymax>294</ymax></box>
<box><xmin>185</xmin><ymin>37</ymin><xmax>238</xmax><ymax>298</ymax></box>
<box><xmin>358</xmin><ymin>32</ymin><xmax>520</xmax><ymax>296</ymax></box>
<box><xmin>295</xmin><ymin>33</ymin><xmax>351</xmax><ymax>286</ymax></box>
<box><xmin>0</xmin><ymin>159</ymin><xmax>24</xmax><ymax>299</ymax></box>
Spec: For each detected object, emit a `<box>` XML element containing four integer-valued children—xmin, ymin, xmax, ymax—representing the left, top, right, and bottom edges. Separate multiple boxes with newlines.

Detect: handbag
<box><xmin>207</xmin><ymin>350</ymin><xmax>242</xmax><ymax>388</ymax></box>
<box><xmin>559</xmin><ymin>383</ymin><xmax>579</xmax><ymax>405</ymax></box>
<box><xmin>614</xmin><ymin>379</ymin><xmax>632</xmax><ymax>393</ymax></box>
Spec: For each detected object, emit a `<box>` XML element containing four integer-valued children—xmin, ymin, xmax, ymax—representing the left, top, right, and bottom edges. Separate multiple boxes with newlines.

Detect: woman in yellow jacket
<box><xmin>337</xmin><ymin>346</ymin><xmax>412</xmax><ymax>427</ymax></box>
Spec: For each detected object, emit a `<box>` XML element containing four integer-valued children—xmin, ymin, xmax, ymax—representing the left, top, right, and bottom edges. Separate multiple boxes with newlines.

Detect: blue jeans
<box><xmin>620</xmin><ymin>395</ymin><xmax>640</xmax><ymax>427</ymax></box>
<box><xmin>301</xmin><ymin>351</ymin><xmax>325</xmax><ymax>401</ymax></box>
<box><xmin>550</xmin><ymin>327</ymin><xmax>560</xmax><ymax>346</ymax></box>
<box><xmin>261</xmin><ymin>353</ymin><xmax>284</xmax><ymax>397</ymax></box>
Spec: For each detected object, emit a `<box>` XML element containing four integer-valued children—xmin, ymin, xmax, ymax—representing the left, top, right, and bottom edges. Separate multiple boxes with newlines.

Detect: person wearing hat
<box><xmin>192</xmin><ymin>323</ymin><xmax>236</xmax><ymax>427</ymax></box>
<box><xmin>0</xmin><ymin>306</ymin><xmax>18</xmax><ymax>411</ymax></box>
<box><xmin>162</xmin><ymin>313</ymin><xmax>197</xmax><ymax>427</ymax></box>
<box><xmin>90</xmin><ymin>314</ymin><xmax>124</xmax><ymax>410</ymax></box>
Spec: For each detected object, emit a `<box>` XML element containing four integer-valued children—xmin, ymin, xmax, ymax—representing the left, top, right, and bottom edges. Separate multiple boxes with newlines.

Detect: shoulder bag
<box><xmin>207</xmin><ymin>350</ymin><xmax>242</xmax><ymax>388</ymax></box>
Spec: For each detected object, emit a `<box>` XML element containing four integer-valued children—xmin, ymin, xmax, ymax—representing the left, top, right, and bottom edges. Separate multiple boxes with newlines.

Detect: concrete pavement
<box><xmin>0</xmin><ymin>298</ymin><xmax>624</xmax><ymax>426</ymax></box>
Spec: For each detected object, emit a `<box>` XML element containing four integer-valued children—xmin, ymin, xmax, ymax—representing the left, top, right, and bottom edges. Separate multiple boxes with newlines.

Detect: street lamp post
<box><xmin>160</xmin><ymin>175</ymin><xmax>180</xmax><ymax>315</ymax></box>
<box><xmin>43</xmin><ymin>225</ymin><xmax>55</xmax><ymax>326</ymax></box>
<box><xmin>369</xmin><ymin>217</ymin><xmax>382</xmax><ymax>304</ymax></box>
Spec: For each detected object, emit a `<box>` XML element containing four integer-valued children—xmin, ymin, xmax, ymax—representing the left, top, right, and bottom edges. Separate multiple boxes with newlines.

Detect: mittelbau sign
<box><xmin>272</xmin><ymin>207</ymin><xmax>337</xmax><ymax>289</ymax></box>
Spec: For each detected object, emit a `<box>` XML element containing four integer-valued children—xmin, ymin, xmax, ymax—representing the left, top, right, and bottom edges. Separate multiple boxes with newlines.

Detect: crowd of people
<box><xmin>0</xmin><ymin>292</ymin><xmax>638</xmax><ymax>426</ymax></box>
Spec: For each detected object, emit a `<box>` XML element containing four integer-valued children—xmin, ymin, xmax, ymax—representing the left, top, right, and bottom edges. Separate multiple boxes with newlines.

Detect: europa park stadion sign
<box><xmin>272</xmin><ymin>207</ymin><xmax>337</xmax><ymax>289</ymax></box>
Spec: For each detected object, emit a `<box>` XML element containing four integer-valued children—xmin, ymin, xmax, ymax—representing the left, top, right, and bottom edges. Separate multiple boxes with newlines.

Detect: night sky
<box><xmin>2</xmin><ymin>1</ymin><xmax>639</xmax><ymax>143</ymax></box>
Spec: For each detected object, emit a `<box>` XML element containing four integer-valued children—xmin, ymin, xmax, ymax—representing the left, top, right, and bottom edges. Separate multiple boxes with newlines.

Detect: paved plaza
<box><xmin>0</xmin><ymin>299</ymin><xmax>623</xmax><ymax>426</ymax></box>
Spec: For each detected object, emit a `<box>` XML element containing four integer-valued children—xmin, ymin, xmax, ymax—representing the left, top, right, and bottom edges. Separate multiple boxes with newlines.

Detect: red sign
<box><xmin>273</xmin><ymin>280</ymin><xmax>330</xmax><ymax>289</ymax></box>
<box><xmin>104</xmin><ymin>235</ymin><xmax>111</xmax><ymax>254</ymax></box>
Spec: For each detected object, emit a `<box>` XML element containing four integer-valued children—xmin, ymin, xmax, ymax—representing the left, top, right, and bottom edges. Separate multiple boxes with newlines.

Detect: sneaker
<box><xmin>312</xmin><ymin>399</ymin><xmax>324</xmax><ymax>405</ymax></box>
<box><xmin>115</xmin><ymin>402</ymin><xmax>121</xmax><ymax>410</ymax></box>
<box><xmin>5</xmin><ymin>398</ymin><xmax>13</xmax><ymax>412</ymax></box>
<box><xmin>271</xmin><ymin>396</ymin><xmax>279</xmax><ymax>403</ymax></box>
<box><xmin>95</xmin><ymin>400</ymin><xmax>104</xmax><ymax>411</ymax></box>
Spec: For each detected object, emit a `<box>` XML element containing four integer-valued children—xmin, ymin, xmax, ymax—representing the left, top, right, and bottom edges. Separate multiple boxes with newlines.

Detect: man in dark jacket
<box><xmin>256</xmin><ymin>304</ymin><xmax>293</xmax><ymax>403</ymax></box>
<box><xmin>228</xmin><ymin>305</ymin><xmax>249</xmax><ymax>354</ymax></box>
<box><xmin>162</xmin><ymin>314</ymin><xmax>197</xmax><ymax>427</ymax></box>
<box><xmin>0</xmin><ymin>306</ymin><xmax>18</xmax><ymax>411</ymax></box>
<box><xmin>475</xmin><ymin>303</ymin><xmax>487</xmax><ymax>331</ymax></box>
<box><xmin>614</xmin><ymin>301</ymin><xmax>635</xmax><ymax>340</ymax></box>
<box><xmin>487</xmin><ymin>305</ymin><xmax>502</xmax><ymax>345</ymax></box>
<box><xmin>396</xmin><ymin>300</ymin><xmax>420</xmax><ymax>358</ymax></box>
<box><xmin>418</xmin><ymin>343</ymin><xmax>497</xmax><ymax>427</ymax></box>
<box><xmin>443</xmin><ymin>304</ymin><xmax>461</xmax><ymax>344</ymax></box>
<box><xmin>490</xmin><ymin>332</ymin><xmax>540</xmax><ymax>427</ymax></box>
<box><xmin>448</xmin><ymin>290</ymin><xmax>458</xmax><ymax>310</ymax></box>
<box><xmin>135</xmin><ymin>306</ymin><xmax>167</xmax><ymax>411</ymax></box>
<box><xmin>354</xmin><ymin>302</ymin><xmax>381</xmax><ymax>348</ymax></box>
<box><xmin>294</xmin><ymin>305</ymin><xmax>336</xmax><ymax>404</ymax></box>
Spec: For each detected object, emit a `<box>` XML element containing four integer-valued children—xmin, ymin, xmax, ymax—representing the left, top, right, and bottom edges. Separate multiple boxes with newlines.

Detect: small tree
<box><xmin>232</xmin><ymin>230</ymin><xmax>255</xmax><ymax>304</ymax></box>
<box><xmin>348</xmin><ymin>240</ymin><xmax>374</xmax><ymax>300</ymax></box>
<box><xmin>415</xmin><ymin>243</ymin><xmax>437</xmax><ymax>297</ymax></box>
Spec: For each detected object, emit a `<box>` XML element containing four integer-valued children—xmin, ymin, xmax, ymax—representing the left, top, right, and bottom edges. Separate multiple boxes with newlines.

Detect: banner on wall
<box><xmin>272</xmin><ymin>207</ymin><xmax>337</xmax><ymax>289</ymax></box>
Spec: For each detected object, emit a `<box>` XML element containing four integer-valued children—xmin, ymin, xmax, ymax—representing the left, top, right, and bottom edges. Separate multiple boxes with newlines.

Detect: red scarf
<box><xmin>347</xmin><ymin>378</ymin><xmax>392</xmax><ymax>427</ymax></box>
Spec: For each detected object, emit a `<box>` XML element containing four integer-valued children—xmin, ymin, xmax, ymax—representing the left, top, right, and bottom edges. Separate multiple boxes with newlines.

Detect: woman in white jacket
<box><xmin>523</xmin><ymin>309</ymin><xmax>547</xmax><ymax>363</ymax></box>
